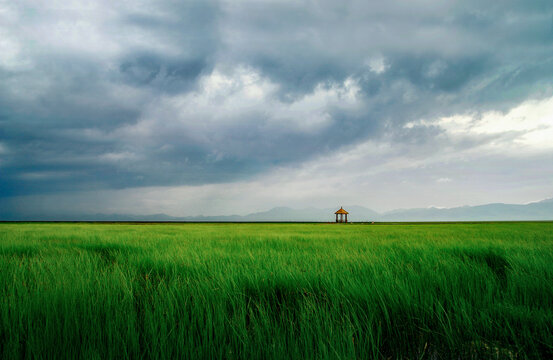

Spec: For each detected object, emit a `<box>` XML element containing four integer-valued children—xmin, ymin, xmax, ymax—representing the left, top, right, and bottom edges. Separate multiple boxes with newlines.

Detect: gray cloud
<box><xmin>1</xmin><ymin>0</ymin><xmax>553</xmax><ymax>214</ymax></box>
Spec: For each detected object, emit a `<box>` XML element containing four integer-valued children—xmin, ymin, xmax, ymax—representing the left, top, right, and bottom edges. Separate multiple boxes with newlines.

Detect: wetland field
<box><xmin>0</xmin><ymin>222</ymin><xmax>552</xmax><ymax>359</ymax></box>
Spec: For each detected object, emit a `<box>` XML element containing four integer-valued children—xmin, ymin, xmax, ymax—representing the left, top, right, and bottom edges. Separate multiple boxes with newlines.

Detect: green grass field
<box><xmin>0</xmin><ymin>222</ymin><xmax>552</xmax><ymax>359</ymax></box>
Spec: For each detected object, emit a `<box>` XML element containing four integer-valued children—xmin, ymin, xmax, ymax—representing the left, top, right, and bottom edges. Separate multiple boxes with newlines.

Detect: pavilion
<box><xmin>334</xmin><ymin>207</ymin><xmax>349</xmax><ymax>223</ymax></box>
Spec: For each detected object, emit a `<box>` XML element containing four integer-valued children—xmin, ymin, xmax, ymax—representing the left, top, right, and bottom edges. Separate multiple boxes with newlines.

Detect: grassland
<box><xmin>0</xmin><ymin>222</ymin><xmax>552</xmax><ymax>359</ymax></box>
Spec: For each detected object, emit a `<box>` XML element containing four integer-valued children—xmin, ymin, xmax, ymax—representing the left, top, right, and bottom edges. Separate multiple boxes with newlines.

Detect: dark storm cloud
<box><xmin>1</xmin><ymin>0</ymin><xmax>552</xmax><ymax>199</ymax></box>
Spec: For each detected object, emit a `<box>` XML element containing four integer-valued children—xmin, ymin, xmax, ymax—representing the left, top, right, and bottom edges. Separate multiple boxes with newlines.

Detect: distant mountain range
<box><xmin>3</xmin><ymin>198</ymin><xmax>553</xmax><ymax>222</ymax></box>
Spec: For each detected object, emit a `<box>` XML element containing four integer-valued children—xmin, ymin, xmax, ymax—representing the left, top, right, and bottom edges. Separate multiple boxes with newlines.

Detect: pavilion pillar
<box><xmin>345</xmin><ymin>214</ymin><xmax>348</xmax><ymax>223</ymax></box>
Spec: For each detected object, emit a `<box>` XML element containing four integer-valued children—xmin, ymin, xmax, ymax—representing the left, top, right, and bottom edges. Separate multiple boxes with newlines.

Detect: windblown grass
<box><xmin>0</xmin><ymin>222</ymin><xmax>552</xmax><ymax>359</ymax></box>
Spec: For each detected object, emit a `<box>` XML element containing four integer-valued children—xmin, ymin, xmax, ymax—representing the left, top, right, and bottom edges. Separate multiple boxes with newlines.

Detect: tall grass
<box><xmin>0</xmin><ymin>222</ymin><xmax>552</xmax><ymax>359</ymax></box>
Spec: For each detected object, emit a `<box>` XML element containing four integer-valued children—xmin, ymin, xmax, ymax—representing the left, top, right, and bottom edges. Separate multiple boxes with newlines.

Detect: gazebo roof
<box><xmin>334</xmin><ymin>207</ymin><xmax>349</xmax><ymax>214</ymax></box>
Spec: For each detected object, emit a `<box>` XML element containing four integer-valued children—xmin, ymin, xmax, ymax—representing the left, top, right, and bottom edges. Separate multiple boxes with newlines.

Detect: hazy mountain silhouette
<box><xmin>378</xmin><ymin>198</ymin><xmax>553</xmax><ymax>221</ymax></box>
<box><xmin>3</xmin><ymin>199</ymin><xmax>553</xmax><ymax>221</ymax></box>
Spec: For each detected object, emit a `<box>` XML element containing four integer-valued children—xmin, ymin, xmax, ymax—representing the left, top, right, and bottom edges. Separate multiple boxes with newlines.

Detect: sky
<box><xmin>1</xmin><ymin>0</ymin><xmax>553</xmax><ymax>218</ymax></box>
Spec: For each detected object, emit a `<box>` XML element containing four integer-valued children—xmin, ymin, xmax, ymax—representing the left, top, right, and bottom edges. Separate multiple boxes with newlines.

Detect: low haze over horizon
<box><xmin>1</xmin><ymin>1</ymin><xmax>553</xmax><ymax>218</ymax></box>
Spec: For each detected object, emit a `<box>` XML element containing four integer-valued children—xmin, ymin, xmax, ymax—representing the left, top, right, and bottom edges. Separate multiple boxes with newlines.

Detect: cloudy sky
<box><xmin>1</xmin><ymin>0</ymin><xmax>553</xmax><ymax>218</ymax></box>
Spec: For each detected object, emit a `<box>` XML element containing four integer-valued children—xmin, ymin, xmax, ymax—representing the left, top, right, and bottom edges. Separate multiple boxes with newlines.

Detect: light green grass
<box><xmin>0</xmin><ymin>222</ymin><xmax>552</xmax><ymax>359</ymax></box>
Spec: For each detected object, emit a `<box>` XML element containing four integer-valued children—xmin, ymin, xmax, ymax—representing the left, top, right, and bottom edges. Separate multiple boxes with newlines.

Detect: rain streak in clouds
<box><xmin>1</xmin><ymin>0</ymin><xmax>553</xmax><ymax>217</ymax></box>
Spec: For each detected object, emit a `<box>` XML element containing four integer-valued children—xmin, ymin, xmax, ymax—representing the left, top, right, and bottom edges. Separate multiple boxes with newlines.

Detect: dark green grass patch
<box><xmin>0</xmin><ymin>222</ymin><xmax>552</xmax><ymax>359</ymax></box>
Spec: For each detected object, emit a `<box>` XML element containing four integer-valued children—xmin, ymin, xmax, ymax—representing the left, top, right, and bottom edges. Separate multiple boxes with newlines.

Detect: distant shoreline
<box><xmin>2</xmin><ymin>220</ymin><xmax>552</xmax><ymax>224</ymax></box>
